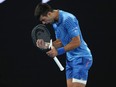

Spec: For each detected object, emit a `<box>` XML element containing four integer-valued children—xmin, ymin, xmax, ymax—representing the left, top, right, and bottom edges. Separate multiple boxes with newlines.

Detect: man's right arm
<box><xmin>53</xmin><ymin>39</ymin><xmax>63</xmax><ymax>49</ymax></box>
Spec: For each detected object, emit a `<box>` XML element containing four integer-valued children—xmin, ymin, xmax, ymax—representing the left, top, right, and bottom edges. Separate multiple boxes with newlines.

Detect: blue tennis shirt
<box><xmin>53</xmin><ymin>10</ymin><xmax>92</xmax><ymax>61</ymax></box>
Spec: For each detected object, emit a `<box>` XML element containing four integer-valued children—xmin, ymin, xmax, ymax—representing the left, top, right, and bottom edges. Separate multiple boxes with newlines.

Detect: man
<box><xmin>34</xmin><ymin>3</ymin><xmax>93</xmax><ymax>87</ymax></box>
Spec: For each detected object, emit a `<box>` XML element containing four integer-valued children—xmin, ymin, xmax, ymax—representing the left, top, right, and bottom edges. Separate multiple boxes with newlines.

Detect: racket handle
<box><xmin>53</xmin><ymin>56</ymin><xmax>64</xmax><ymax>71</ymax></box>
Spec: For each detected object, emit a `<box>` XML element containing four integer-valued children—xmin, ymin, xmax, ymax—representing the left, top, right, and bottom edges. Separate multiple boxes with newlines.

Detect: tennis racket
<box><xmin>31</xmin><ymin>24</ymin><xmax>64</xmax><ymax>71</ymax></box>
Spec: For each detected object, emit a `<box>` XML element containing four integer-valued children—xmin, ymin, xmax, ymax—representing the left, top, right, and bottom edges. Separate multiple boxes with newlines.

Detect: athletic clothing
<box><xmin>66</xmin><ymin>57</ymin><xmax>92</xmax><ymax>83</ymax></box>
<box><xmin>53</xmin><ymin>10</ymin><xmax>92</xmax><ymax>61</ymax></box>
<box><xmin>52</xmin><ymin>10</ymin><xmax>93</xmax><ymax>83</ymax></box>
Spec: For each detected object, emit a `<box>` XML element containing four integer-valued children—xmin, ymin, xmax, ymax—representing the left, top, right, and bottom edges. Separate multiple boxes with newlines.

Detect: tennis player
<box><xmin>34</xmin><ymin>3</ymin><xmax>93</xmax><ymax>87</ymax></box>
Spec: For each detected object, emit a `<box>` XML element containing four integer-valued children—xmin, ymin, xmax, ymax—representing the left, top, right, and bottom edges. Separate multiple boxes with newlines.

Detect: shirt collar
<box><xmin>54</xmin><ymin>10</ymin><xmax>63</xmax><ymax>26</ymax></box>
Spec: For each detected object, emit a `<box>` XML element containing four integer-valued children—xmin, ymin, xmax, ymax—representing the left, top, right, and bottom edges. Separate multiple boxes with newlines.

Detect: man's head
<box><xmin>34</xmin><ymin>3</ymin><xmax>56</xmax><ymax>24</ymax></box>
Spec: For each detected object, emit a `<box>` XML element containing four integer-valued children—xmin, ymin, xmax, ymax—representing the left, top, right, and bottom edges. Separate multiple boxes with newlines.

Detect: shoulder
<box><xmin>60</xmin><ymin>10</ymin><xmax>76</xmax><ymax>21</ymax></box>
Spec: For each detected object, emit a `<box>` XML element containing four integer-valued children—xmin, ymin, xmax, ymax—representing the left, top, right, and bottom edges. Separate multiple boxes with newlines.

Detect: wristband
<box><xmin>57</xmin><ymin>47</ymin><xmax>65</xmax><ymax>55</ymax></box>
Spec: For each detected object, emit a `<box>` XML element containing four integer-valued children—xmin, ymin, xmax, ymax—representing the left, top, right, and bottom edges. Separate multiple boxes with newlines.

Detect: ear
<box><xmin>47</xmin><ymin>12</ymin><xmax>52</xmax><ymax>16</ymax></box>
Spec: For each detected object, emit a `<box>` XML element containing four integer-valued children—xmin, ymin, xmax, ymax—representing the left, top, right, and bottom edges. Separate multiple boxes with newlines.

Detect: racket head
<box><xmin>31</xmin><ymin>24</ymin><xmax>51</xmax><ymax>51</ymax></box>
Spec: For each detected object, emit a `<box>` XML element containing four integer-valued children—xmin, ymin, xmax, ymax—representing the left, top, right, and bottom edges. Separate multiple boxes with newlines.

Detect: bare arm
<box><xmin>53</xmin><ymin>39</ymin><xmax>63</xmax><ymax>48</ymax></box>
<box><xmin>64</xmin><ymin>35</ymin><xmax>80</xmax><ymax>52</ymax></box>
<box><xmin>46</xmin><ymin>35</ymin><xmax>81</xmax><ymax>57</ymax></box>
<box><xmin>53</xmin><ymin>36</ymin><xmax>80</xmax><ymax>51</ymax></box>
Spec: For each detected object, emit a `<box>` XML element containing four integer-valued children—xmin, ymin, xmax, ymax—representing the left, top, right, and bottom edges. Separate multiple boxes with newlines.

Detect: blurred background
<box><xmin>0</xmin><ymin>0</ymin><xmax>115</xmax><ymax>87</ymax></box>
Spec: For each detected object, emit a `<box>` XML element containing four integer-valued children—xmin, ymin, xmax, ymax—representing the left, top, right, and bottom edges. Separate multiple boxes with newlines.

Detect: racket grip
<box><xmin>53</xmin><ymin>56</ymin><xmax>64</xmax><ymax>71</ymax></box>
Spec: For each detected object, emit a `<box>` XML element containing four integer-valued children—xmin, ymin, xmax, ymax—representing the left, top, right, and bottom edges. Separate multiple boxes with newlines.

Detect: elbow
<box><xmin>75</xmin><ymin>41</ymin><xmax>81</xmax><ymax>48</ymax></box>
<box><xmin>71</xmin><ymin>41</ymin><xmax>80</xmax><ymax>50</ymax></box>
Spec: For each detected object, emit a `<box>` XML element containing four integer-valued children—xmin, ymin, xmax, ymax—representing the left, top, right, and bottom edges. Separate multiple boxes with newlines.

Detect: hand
<box><xmin>36</xmin><ymin>39</ymin><xmax>50</xmax><ymax>49</ymax></box>
<box><xmin>46</xmin><ymin>46</ymin><xmax>58</xmax><ymax>58</ymax></box>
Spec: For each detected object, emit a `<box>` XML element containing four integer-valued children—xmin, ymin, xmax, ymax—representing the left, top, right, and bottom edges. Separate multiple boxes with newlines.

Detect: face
<box><xmin>40</xmin><ymin>12</ymin><xmax>54</xmax><ymax>24</ymax></box>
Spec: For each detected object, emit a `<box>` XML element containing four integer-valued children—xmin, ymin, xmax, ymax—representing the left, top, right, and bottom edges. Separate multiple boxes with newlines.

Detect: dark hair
<box><xmin>34</xmin><ymin>3</ymin><xmax>53</xmax><ymax>19</ymax></box>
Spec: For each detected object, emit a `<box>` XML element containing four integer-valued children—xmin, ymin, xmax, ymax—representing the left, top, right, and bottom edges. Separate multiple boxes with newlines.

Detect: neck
<box><xmin>53</xmin><ymin>10</ymin><xmax>59</xmax><ymax>21</ymax></box>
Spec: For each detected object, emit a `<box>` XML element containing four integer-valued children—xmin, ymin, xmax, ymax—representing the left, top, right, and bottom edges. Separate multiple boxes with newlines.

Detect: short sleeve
<box><xmin>64</xmin><ymin>17</ymin><xmax>80</xmax><ymax>38</ymax></box>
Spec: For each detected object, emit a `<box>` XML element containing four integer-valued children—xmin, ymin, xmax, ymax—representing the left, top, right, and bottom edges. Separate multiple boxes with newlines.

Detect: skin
<box><xmin>36</xmin><ymin>10</ymin><xmax>86</xmax><ymax>87</ymax></box>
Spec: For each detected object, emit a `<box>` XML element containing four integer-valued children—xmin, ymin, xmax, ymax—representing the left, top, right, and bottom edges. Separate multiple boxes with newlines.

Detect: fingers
<box><xmin>46</xmin><ymin>50</ymin><xmax>54</xmax><ymax>58</ymax></box>
<box><xmin>46</xmin><ymin>47</ymin><xmax>58</xmax><ymax>57</ymax></box>
<box><xmin>36</xmin><ymin>39</ymin><xmax>50</xmax><ymax>49</ymax></box>
<box><xmin>36</xmin><ymin>39</ymin><xmax>45</xmax><ymax>48</ymax></box>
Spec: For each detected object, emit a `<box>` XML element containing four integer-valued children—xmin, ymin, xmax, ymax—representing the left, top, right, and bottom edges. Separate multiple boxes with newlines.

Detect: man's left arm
<box><xmin>64</xmin><ymin>35</ymin><xmax>80</xmax><ymax>52</ymax></box>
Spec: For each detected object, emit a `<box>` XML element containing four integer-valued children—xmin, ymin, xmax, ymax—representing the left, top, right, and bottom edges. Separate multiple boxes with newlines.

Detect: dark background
<box><xmin>0</xmin><ymin>0</ymin><xmax>115</xmax><ymax>87</ymax></box>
